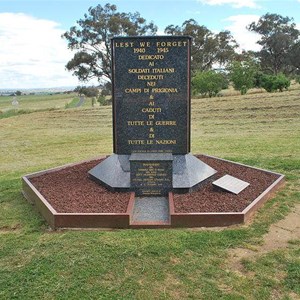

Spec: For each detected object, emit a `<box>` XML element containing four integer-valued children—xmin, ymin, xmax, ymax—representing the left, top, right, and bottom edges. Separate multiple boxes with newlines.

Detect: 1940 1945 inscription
<box><xmin>112</xmin><ymin>36</ymin><xmax>191</xmax><ymax>155</ymax></box>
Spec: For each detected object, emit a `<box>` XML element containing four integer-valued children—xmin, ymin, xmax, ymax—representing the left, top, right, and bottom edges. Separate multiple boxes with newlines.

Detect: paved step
<box><xmin>131</xmin><ymin>197</ymin><xmax>170</xmax><ymax>226</ymax></box>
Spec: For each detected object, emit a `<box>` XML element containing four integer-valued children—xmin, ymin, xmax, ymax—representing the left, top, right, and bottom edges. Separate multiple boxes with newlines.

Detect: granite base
<box><xmin>88</xmin><ymin>153</ymin><xmax>217</xmax><ymax>193</ymax></box>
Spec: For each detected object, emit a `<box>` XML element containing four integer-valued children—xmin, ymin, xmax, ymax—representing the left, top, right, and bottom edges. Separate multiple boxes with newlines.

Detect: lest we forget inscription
<box><xmin>112</xmin><ymin>36</ymin><xmax>191</xmax><ymax>155</ymax></box>
<box><xmin>89</xmin><ymin>36</ymin><xmax>216</xmax><ymax>196</ymax></box>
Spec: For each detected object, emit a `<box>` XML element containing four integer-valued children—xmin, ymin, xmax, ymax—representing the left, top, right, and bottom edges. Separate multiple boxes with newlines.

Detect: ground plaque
<box><xmin>212</xmin><ymin>175</ymin><xmax>250</xmax><ymax>194</ymax></box>
<box><xmin>130</xmin><ymin>153</ymin><xmax>173</xmax><ymax>196</ymax></box>
<box><xmin>88</xmin><ymin>36</ymin><xmax>217</xmax><ymax>195</ymax></box>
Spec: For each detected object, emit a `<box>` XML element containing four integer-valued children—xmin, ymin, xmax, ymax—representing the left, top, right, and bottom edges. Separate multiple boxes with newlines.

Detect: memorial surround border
<box><xmin>22</xmin><ymin>155</ymin><xmax>285</xmax><ymax>229</ymax></box>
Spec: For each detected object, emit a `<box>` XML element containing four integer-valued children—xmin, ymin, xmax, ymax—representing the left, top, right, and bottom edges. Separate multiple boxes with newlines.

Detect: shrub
<box><xmin>98</xmin><ymin>95</ymin><xmax>107</xmax><ymax>106</ymax></box>
<box><xmin>192</xmin><ymin>70</ymin><xmax>228</xmax><ymax>98</ymax></box>
<box><xmin>261</xmin><ymin>73</ymin><xmax>290</xmax><ymax>92</ymax></box>
<box><xmin>253</xmin><ymin>71</ymin><xmax>265</xmax><ymax>88</ymax></box>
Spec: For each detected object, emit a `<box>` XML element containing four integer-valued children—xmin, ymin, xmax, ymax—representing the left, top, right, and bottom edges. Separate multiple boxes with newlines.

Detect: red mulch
<box><xmin>173</xmin><ymin>155</ymin><xmax>280</xmax><ymax>213</ymax></box>
<box><xmin>29</xmin><ymin>159</ymin><xmax>130</xmax><ymax>213</ymax></box>
<box><xmin>29</xmin><ymin>155</ymin><xmax>281</xmax><ymax>214</ymax></box>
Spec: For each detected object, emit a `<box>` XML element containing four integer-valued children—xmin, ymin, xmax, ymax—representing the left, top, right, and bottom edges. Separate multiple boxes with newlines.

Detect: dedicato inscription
<box><xmin>112</xmin><ymin>36</ymin><xmax>191</xmax><ymax>155</ymax></box>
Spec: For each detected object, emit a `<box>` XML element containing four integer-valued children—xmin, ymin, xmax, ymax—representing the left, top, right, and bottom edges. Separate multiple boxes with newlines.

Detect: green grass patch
<box><xmin>65</xmin><ymin>97</ymin><xmax>80</xmax><ymax>109</ymax></box>
<box><xmin>285</xmin><ymin>260</ymin><xmax>300</xmax><ymax>294</ymax></box>
<box><xmin>0</xmin><ymin>108</ymin><xmax>59</xmax><ymax>120</ymax></box>
<box><xmin>0</xmin><ymin>89</ymin><xmax>299</xmax><ymax>299</ymax></box>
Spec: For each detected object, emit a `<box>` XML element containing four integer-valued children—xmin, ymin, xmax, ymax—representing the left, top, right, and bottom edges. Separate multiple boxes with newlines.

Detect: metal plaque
<box><xmin>129</xmin><ymin>153</ymin><xmax>173</xmax><ymax>196</ymax></box>
<box><xmin>212</xmin><ymin>175</ymin><xmax>250</xmax><ymax>194</ymax></box>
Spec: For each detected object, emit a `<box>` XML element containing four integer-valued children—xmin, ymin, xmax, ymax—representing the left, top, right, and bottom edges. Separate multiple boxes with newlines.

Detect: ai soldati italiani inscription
<box><xmin>89</xmin><ymin>36</ymin><xmax>217</xmax><ymax>196</ymax></box>
<box><xmin>112</xmin><ymin>36</ymin><xmax>190</xmax><ymax>155</ymax></box>
<box><xmin>23</xmin><ymin>35</ymin><xmax>285</xmax><ymax>228</ymax></box>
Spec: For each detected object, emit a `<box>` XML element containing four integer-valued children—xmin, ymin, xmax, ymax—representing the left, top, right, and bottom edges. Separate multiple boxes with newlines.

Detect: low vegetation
<box><xmin>0</xmin><ymin>89</ymin><xmax>299</xmax><ymax>299</ymax></box>
<box><xmin>260</xmin><ymin>73</ymin><xmax>291</xmax><ymax>92</ymax></box>
<box><xmin>192</xmin><ymin>70</ymin><xmax>228</xmax><ymax>97</ymax></box>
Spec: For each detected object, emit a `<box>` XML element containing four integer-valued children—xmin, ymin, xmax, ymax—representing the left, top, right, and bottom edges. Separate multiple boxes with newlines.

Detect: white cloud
<box><xmin>0</xmin><ymin>13</ymin><xmax>84</xmax><ymax>89</ymax></box>
<box><xmin>224</xmin><ymin>15</ymin><xmax>262</xmax><ymax>52</ymax></box>
<box><xmin>199</xmin><ymin>0</ymin><xmax>259</xmax><ymax>8</ymax></box>
<box><xmin>156</xmin><ymin>29</ymin><xmax>166</xmax><ymax>36</ymax></box>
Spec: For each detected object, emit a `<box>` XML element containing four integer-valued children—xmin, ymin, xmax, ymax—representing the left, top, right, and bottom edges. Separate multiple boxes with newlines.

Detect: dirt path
<box><xmin>228</xmin><ymin>204</ymin><xmax>300</xmax><ymax>272</ymax></box>
<box><xmin>76</xmin><ymin>96</ymin><xmax>85</xmax><ymax>107</ymax></box>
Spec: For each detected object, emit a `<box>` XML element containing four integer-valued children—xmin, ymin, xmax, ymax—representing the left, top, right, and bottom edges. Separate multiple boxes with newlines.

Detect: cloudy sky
<box><xmin>0</xmin><ymin>0</ymin><xmax>300</xmax><ymax>89</ymax></box>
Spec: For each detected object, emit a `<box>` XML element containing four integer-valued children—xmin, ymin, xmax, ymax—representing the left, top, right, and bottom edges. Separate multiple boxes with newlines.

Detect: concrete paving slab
<box><xmin>132</xmin><ymin>197</ymin><xmax>170</xmax><ymax>224</ymax></box>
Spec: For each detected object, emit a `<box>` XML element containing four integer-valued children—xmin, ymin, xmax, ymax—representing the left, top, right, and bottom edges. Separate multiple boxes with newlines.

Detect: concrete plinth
<box><xmin>88</xmin><ymin>153</ymin><xmax>217</xmax><ymax>193</ymax></box>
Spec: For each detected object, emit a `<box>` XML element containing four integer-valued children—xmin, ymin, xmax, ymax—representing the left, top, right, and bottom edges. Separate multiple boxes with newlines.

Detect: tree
<box><xmin>97</xmin><ymin>95</ymin><xmax>108</xmax><ymax>106</ymax></box>
<box><xmin>192</xmin><ymin>70</ymin><xmax>228</xmax><ymax>97</ymax></box>
<box><xmin>229</xmin><ymin>59</ymin><xmax>258</xmax><ymax>95</ymax></box>
<box><xmin>289</xmin><ymin>41</ymin><xmax>300</xmax><ymax>75</ymax></box>
<box><xmin>74</xmin><ymin>86</ymin><xmax>99</xmax><ymax>97</ymax></box>
<box><xmin>62</xmin><ymin>3</ymin><xmax>157</xmax><ymax>82</ymax></box>
<box><xmin>165</xmin><ymin>19</ymin><xmax>238</xmax><ymax>72</ymax></box>
<box><xmin>248</xmin><ymin>13</ymin><xmax>300</xmax><ymax>75</ymax></box>
<box><xmin>235</xmin><ymin>51</ymin><xmax>264</xmax><ymax>88</ymax></box>
<box><xmin>99</xmin><ymin>81</ymin><xmax>112</xmax><ymax>96</ymax></box>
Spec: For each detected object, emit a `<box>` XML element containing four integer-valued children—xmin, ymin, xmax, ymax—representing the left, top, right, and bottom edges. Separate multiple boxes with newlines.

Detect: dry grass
<box><xmin>0</xmin><ymin>87</ymin><xmax>299</xmax><ymax>299</ymax></box>
<box><xmin>0</xmin><ymin>93</ymin><xmax>76</xmax><ymax>112</ymax></box>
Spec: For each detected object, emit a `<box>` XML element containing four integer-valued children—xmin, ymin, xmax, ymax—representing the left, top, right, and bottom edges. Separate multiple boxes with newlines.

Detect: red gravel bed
<box><xmin>29</xmin><ymin>159</ymin><xmax>130</xmax><ymax>213</ymax></box>
<box><xmin>29</xmin><ymin>155</ymin><xmax>280</xmax><ymax>214</ymax></box>
<box><xmin>173</xmin><ymin>155</ymin><xmax>280</xmax><ymax>213</ymax></box>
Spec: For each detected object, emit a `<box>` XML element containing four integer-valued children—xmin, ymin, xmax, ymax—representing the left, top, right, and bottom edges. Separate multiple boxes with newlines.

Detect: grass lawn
<box><xmin>0</xmin><ymin>93</ymin><xmax>77</xmax><ymax>112</ymax></box>
<box><xmin>0</xmin><ymin>88</ymin><xmax>299</xmax><ymax>299</ymax></box>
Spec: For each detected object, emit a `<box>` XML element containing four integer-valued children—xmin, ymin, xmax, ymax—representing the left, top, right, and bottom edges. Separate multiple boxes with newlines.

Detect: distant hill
<box><xmin>0</xmin><ymin>87</ymin><xmax>75</xmax><ymax>96</ymax></box>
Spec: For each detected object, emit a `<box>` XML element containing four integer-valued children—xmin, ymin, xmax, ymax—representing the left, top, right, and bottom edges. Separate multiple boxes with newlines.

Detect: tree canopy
<box><xmin>248</xmin><ymin>13</ymin><xmax>300</xmax><ymax>75</ymax></box>
<box><xmin>63</xmin><ymin>5</ymin><xmax>299</xmax><ymax>93</ymax></box>
<box><xmin>165</xmin><ymin>19</ymin><xmax>238</xmax><ymax>73</ymax></box>
<box><xmin>229</xmin><ymin>58</ymin><xmax>258</xmax><ymax>95</ymax></box>
<box><xmin>62</xmin><ymin>3</ymin><xmax>157</xmax><ymax>82</ymax></box>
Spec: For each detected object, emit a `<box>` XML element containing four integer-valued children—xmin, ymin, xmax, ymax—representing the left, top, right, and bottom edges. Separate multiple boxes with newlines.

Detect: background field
<box><xmin>0</xmin><ymin>88</ymin><xmax>299</xmax><ymax>299</ymax></box>
<box><xmin>0</xmin><ymin>93</ymin><xmax>76</xmax><ymax>112</ymax></box>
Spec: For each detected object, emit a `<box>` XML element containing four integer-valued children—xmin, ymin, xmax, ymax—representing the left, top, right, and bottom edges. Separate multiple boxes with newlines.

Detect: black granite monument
<box><xmin>22</xmin><ymin>35</ymin><xmax>282</xmax><ymax>229</ymax></box>
<box><xmin>89</xmin><ymin>36</ymin><xmax>216</xmax><ymax>195</ymax></box>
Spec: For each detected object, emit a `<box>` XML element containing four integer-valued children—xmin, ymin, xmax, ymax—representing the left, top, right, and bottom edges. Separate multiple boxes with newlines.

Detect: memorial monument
<box><xmin>22</xmin><ymin>35</ymin><xmax>284</xmax><ymax>229</ymax></box>
<box><xmin>88</xmin><ymin>36</ymin><xmax>217</xmax><ymax>196</ymax></box>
